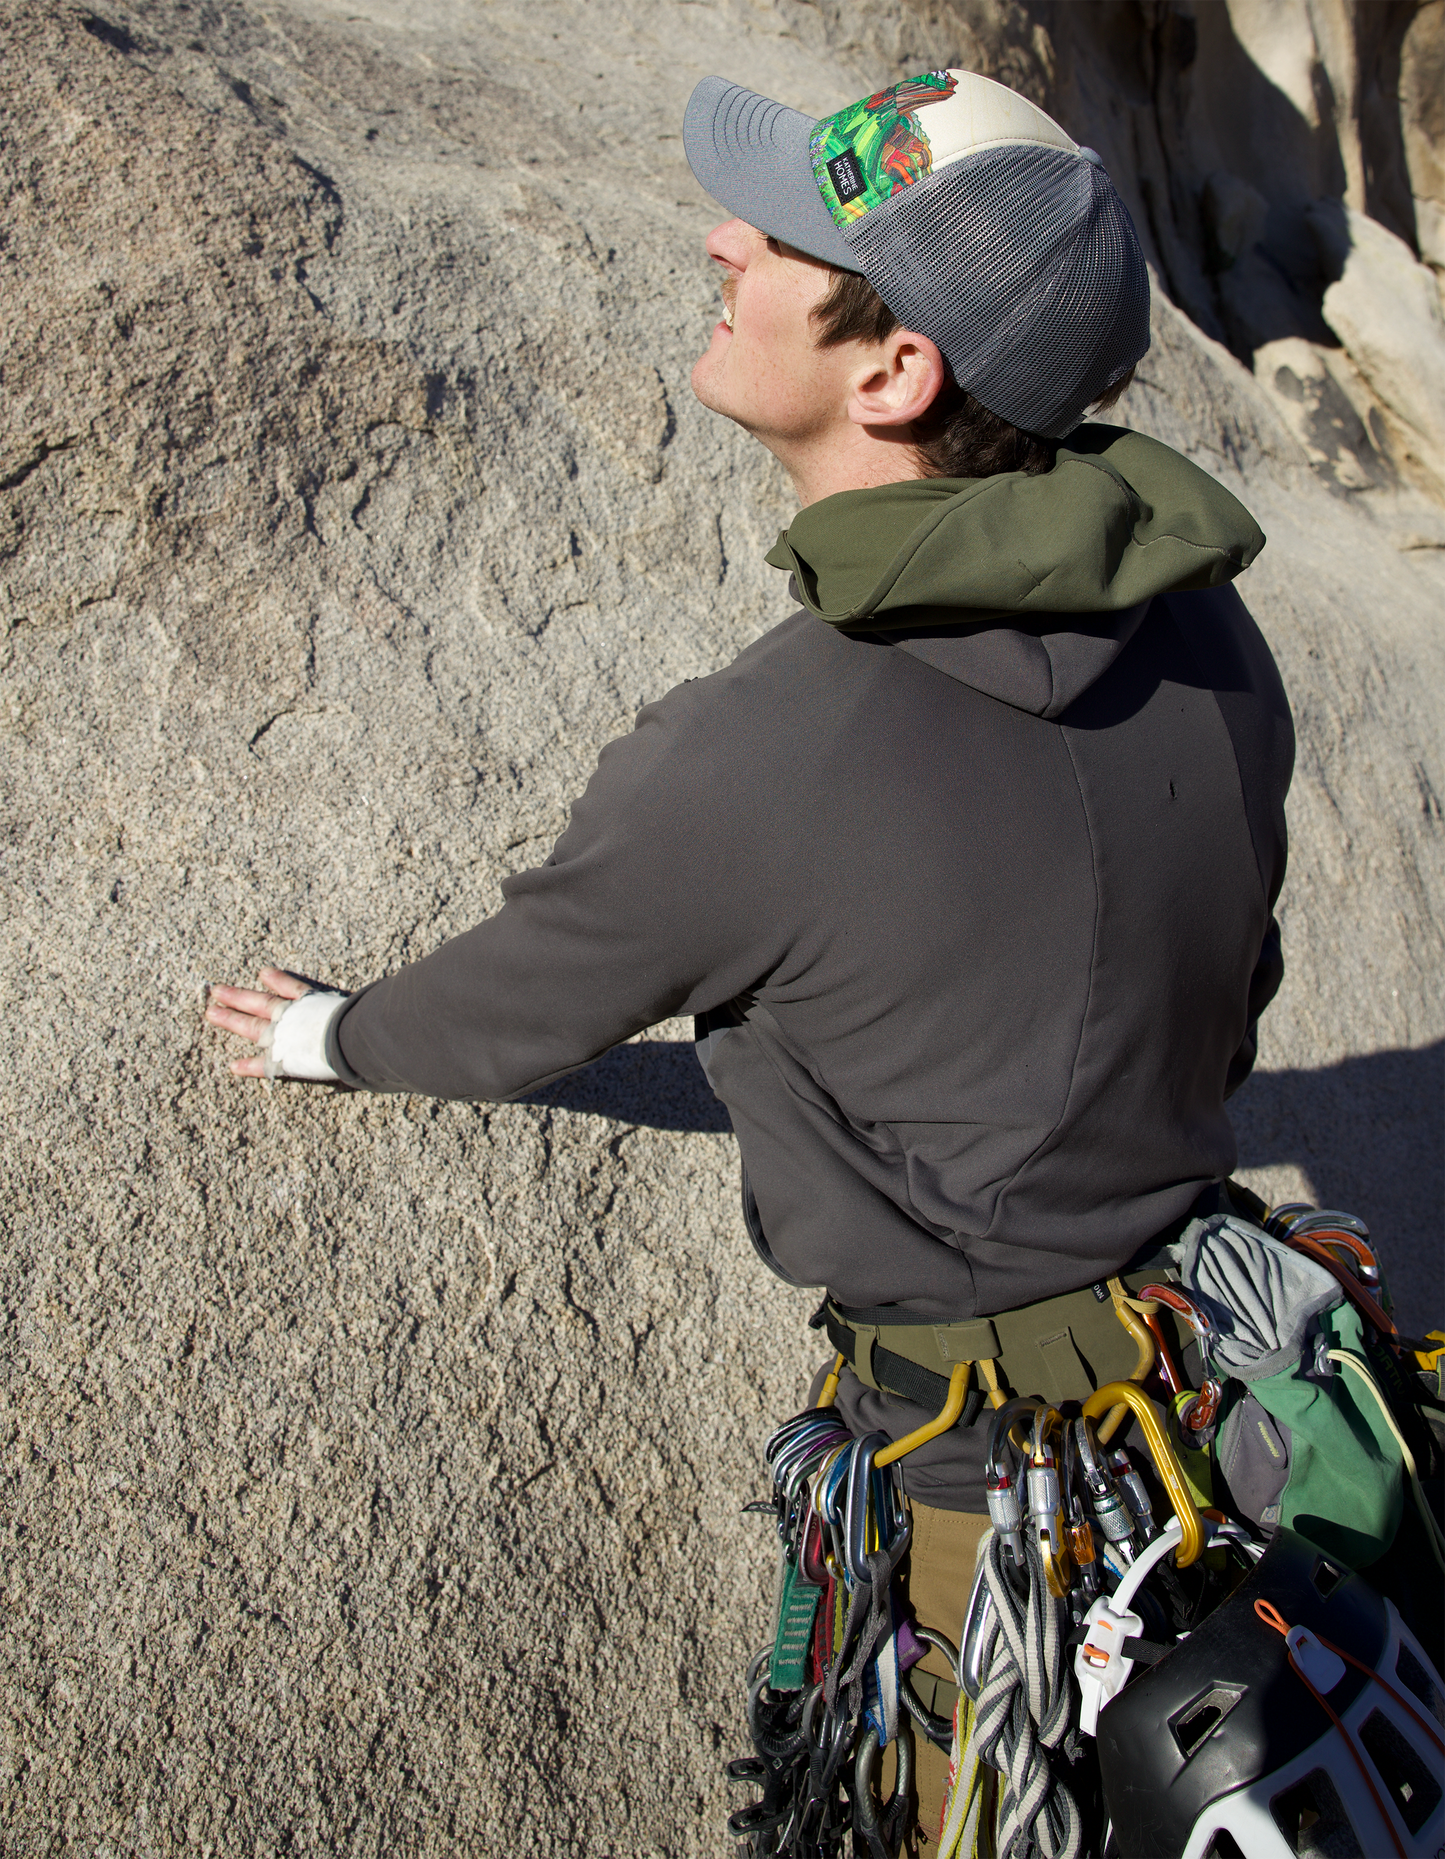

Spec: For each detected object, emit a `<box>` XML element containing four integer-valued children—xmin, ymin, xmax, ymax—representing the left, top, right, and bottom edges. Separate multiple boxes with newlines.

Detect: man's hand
<box><xmin>205</xmin><ymin>967</ymin><xmax>313</xmax><ymax>1077</ymax></box>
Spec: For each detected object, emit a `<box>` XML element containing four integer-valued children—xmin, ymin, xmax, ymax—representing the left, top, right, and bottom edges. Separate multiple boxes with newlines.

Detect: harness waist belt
<box><xmin>821</xmin><ymin>1268</ymin><xmax>1175</xmax><ymax>1416</ymax></box>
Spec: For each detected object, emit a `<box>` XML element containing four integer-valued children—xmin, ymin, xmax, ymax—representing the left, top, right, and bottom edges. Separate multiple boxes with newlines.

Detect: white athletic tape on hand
<box><xmin>262</xmin><ymin>989</ymin><xmax>347</xmax><ymax>1081</ymax></box>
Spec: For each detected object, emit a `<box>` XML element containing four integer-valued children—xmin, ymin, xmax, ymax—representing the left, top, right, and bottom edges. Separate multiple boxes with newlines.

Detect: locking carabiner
<box><xmin>1027</xmin><ymin>1407</ymin><xmax>1073</xmax><ymax>1599</ymax></box>
<box><xmin>984</xmin><ymin>1396</ymin><xmax>1044</xmax><ymax>1568</ymax></box>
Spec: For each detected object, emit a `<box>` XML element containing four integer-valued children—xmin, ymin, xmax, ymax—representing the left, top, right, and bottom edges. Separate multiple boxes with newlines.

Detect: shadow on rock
<box><xmin>525</xmin><ymin>1040</ymin><xmax>730</xmax><ymax>1133</ymax></box>
<box><xmin>1231</xmin><ymin>1039</ymin><xmax>1444</xmax><ymax>1318</ymax></box>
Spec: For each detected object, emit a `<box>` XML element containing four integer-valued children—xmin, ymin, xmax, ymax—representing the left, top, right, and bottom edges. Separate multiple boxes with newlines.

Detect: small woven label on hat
<box><xmin>826</xmin><ymin>150</ymin><xmax>865</xmax><ymax>205</ymax></box>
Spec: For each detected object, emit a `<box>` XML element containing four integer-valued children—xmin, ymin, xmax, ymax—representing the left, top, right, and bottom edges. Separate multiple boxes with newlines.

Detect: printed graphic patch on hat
<box><xmin>809</xmin><ymin>69</ymin><xmax>1077</xmax><ymax>228</ymax></box>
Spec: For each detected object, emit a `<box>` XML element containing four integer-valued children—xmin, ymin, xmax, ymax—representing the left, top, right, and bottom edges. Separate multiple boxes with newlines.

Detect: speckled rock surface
<box><xmin>1</xmin><ymin>2</ymin><xmax>1441</xmax><ymax>1851</ymax></box>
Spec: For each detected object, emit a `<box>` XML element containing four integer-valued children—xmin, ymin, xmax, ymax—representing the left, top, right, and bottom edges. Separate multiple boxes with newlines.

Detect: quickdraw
<box><xmin>727</xmin><ymin>1374</ymin><xmax>957</xmax><ymax>1858</ymax></box>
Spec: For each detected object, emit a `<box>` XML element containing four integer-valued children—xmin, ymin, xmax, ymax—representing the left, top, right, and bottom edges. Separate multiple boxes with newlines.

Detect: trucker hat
<box><xmin>683</xmin><ymin>69</ymin><xmax>1150</xmax><ymax>439</ymax></box>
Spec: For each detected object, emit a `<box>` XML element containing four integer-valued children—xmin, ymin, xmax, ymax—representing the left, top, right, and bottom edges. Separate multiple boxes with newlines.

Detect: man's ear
<box><xmin>846</xmin><ymin>331</ymin><xmax>947</xmax><ymax>429</ymax></box>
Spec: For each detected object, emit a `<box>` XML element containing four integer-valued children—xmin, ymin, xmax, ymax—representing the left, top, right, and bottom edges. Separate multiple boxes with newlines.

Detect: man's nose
<box><xmin>705</xmin><ymin>218</ymin><xmax>754</xmax><ymax>268</ymax></box>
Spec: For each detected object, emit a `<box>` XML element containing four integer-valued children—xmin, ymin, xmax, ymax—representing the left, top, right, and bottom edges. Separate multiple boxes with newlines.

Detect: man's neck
<box><xmin>774</xmin><ymin>423</ymin><xmax>929</xmax><ymax>508</ymax></box>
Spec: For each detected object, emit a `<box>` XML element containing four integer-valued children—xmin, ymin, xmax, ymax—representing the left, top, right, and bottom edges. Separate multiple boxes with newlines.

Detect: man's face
<box><xmin>691</xmin><ymin>219</ymin><xmax>856</xmax><ymax>453</ymax></box>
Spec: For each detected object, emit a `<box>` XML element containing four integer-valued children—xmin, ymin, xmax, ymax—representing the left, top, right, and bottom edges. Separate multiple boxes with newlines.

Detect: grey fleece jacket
<box><xmin>325</xmin><ymin>426</ymin><xmax>1293</xmax><ymax>1508</ymax></box>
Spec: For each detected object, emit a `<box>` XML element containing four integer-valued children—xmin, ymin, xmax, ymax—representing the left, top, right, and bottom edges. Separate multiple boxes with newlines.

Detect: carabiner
<box><xmin>765</xmin><ymin>1408</ymin><xmax>840</xmax><ymax>1466</ymax></box>
<box><xmin>1283</xmin><ymin>1232</ymin><xmax>1397</xmax><ymax>1338</ymax></box>
<box><xmin>1081</xmin><ymin>1380</ymin><xmax>1205</xmax><ymax>1567</ymax></box>
<box><xmin>1140</xmin><ymin>1281</ymin><xmax>1221</xmax><ymax>1365</ymax></box>
<box><xmin>1072</xmin><ymin>1414</ymin><xmax>1138</xmax><ymax>1555</ymax></box>
<box><xmin>816</xmin><ymin>1442</ymin><xmax>855</xmax><ymax>1580</ymax></box>
<box><xmin>1107</xmin><ymin>1446</ymin><xmax>1157</xmax><ymax>1544</ymax></box>
<box><xmin>807</xmin><ymin>1442</ymin><xmax>851</xmax><ymax>1576</ymax></box>
<box><xmin>900</xmin><ymin>1672</ymin><xmax>955</xmax><ymax>1751</ymax></box>
<box><xmin>1303</xmin><ymin>1228</ymin><xmax>1382</xmax><ymax>1288</ymax></box>
<box><xmin>1264</xmin><ymin>1205</ymin><xmax>1385</xmax><ymax>1301</ymax></box>
<box><xmin>898</xmin><ymin>1622</ymin><xmax>961</xmax><ymax>1751</ymax></box>
<box><xmin>1267</xmin><ymin>1204</ymin><xmax>1371</xmax><ymax>1246</ymax></box>
<box><xmin>1027</xmin><ymin>1407</ymin><xmax>1073</xmax><ymax>1599</ymax></box>
<box><xmin>747</xmin><ymin>1661</ymin><xmax>809</xmax><ymax>1764</ymax></box>
<box><xmin>984</xmin><ymin>1396</ymin><xmax>1043</xmax><ymax>1567</ymax></box>
<box><xmin>845</xmin><ymin>1432</ymin><xmax>890</xmax><ymax>1584</ymax></box>
<box><xmin>1179</xmin><ymin>1375</ymin><xmax>1224</xmax><ymax>1441</ymax></box>
<box><xmin>799</xmin><ymin>1500</ymin><xmax>829</xmax><ymax>1586</ymax></box>
<box><xmin>853</xmin><ymin>1719</ymin><xmax>914</xmax><ymax>1859</ymax></box>
<box><xmin>959</xmin><ymin>1559</ymin><xmax>995</xmax><ymax>1701</ymax></box>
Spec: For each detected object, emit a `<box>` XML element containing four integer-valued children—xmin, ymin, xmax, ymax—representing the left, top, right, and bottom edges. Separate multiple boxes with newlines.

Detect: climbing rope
<box><xmin>940</xmin><ymin>1529</ymin><xmax>1082</xmax><ymax>1859</ymax></box>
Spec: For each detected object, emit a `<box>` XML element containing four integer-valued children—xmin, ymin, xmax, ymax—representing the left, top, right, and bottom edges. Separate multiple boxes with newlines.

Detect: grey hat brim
<box><xmin>683</xmin><ymin>77</ymin><xmax>863</xmax><ymax>273</ymax></box>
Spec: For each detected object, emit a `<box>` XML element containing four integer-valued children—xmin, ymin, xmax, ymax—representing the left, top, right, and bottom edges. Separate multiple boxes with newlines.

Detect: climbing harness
<box><xmin>728</xmin><ymin>1188</ymin><xmax>1445</xmax><ymax>1859</ymax></box>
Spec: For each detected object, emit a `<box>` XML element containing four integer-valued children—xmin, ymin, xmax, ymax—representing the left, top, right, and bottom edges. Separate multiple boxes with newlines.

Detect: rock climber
<box><xmin>207</xmin><ymin>67</ymin><xmax>1295</xmax><ymax>1847</ymax></box>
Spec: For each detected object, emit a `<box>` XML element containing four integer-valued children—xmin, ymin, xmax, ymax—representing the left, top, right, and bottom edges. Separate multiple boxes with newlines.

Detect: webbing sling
<box><xmin>819</xmin><ymin>1268</ymin><xmax>1179</xmax><ymax>1418</ymax></box>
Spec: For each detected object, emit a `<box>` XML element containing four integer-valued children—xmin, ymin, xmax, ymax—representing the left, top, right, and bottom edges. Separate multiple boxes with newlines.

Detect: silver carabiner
<box><xmin>959</xmin><ymin>1558</ymin><xmax>995</xmax><ymax>1701</ymax></box>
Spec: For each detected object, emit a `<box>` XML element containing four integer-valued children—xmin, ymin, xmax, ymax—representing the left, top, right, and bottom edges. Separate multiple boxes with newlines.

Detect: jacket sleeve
<box><xmin>325</xmin><ymin>679</ymin><xmax>779</xmax><ymax>1098</ymax></box>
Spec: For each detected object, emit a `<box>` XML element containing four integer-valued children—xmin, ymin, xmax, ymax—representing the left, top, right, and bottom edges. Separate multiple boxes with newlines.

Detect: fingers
<box><xmin>256</xmin><ymin>967</ymin><xmax>312</xmax><ymax>1001</ymax></box>
<box><xmin>205</xmin><ymin>999</ymin><xmax>276</xmax><ymax>1043</ymax></box>
<box><xmin>205</xmin><ymin>965</ymin><xmax>315</xmax><ymax>1077</ymax></box>
<box><xmin>207</xmin><ymin>985</ymin><xmax>284</xmax><ymax>1021</ymax></box>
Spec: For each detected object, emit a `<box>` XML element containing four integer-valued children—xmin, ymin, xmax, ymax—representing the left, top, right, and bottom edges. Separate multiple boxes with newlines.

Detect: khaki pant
<box><xmin>884</xmin><ymin>1500</ymin><xmax>990</xmax><ymax>1850</ymax></box>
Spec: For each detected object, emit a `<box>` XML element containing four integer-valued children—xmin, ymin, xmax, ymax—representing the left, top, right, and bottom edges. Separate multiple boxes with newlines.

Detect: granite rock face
<box><xmin>1</xmin><ymin>1</ymin><xmax>1441</xmax><ymax>1851</ymax></box>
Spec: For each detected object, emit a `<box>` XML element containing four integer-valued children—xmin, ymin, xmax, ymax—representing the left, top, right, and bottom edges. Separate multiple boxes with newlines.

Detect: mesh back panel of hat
<box><xmin>845</xmin><ymin>144</ymin><xmax>1150</xmax><ymax>439</ymax></box>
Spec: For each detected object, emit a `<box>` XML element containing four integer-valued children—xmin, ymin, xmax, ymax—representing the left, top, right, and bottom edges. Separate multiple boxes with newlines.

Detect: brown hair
<box><xmin>810</xmin><ymin>267</ymin><xmax>1134</xmax><ymax>479</ymax></box>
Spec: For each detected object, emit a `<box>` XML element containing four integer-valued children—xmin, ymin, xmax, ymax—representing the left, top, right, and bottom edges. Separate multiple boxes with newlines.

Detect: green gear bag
<box><xmin>1224</xmin><ymin>1303</ymin><xmax>1404</xmax><ymax>1569</ymax></box>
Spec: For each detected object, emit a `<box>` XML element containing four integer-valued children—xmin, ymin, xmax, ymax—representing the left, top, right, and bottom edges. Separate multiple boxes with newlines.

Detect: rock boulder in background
<box><xmin>1</xmin><ymin>1</ymin><xmax>1441</xmax><ymax>1850</ymax></box>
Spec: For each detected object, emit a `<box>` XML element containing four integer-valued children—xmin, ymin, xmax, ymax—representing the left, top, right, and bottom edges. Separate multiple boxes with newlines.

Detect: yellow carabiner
<box><xmin>875</xmin><ymin>1361</ymin><xmax>972</xmax><ymax>1468</ymax></box>
<box><xmin>1082</xmin><ymin>1380</ymin><xmax>1206</xmax><ymax>1568</ymax></box>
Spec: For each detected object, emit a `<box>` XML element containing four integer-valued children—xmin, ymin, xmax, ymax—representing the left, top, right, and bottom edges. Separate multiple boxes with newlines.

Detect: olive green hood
<box><xmin>764</xmin><ymin>425</ymin><xmax>1265</xmax><ymax>718</ymax></box>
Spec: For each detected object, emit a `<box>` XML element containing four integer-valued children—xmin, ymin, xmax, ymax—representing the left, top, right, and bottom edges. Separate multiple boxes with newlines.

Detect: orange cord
<box><xmin>1257</xmin><ymin>1598</ymin><xmax>1405</xmax><ymax>1859</ymax></box>
<box><xmin>1254</xmin><ymin>1599</ymin><xmax>1445</xmax><ymax>1758</ymax></box>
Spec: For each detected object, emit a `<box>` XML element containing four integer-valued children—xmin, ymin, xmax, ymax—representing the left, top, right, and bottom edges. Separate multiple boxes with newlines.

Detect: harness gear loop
<box><xmin>818</xmin><ymin>1352</ymin><xmax>845</xmax><ymax>1410</ymax></box>
<box><xmin>874</xmin><ymin>1362</ymin><xmax>972</xmax><ymax>1468</ymax></box>
<box><xmin>1081</xmin><ymin>1380</ymin><xmax>1205</xmax><ymax>1567</ymax></box>
<box><xmin>977</xmin><ymin>1356</ymin><xmax>1007</xmax><ymax>1410</ymax></box>
<box><xmin>1095</xmin><ymin>1276</ymin><xmax>1156</xmax><ymax>1444</ymax></box>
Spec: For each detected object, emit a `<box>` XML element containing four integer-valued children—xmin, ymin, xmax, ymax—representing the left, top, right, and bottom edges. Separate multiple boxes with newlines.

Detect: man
<box><xmin>209</xmin><ymin>68</ymin><xmax>1292</xmax><ymax>1848</ymax></box>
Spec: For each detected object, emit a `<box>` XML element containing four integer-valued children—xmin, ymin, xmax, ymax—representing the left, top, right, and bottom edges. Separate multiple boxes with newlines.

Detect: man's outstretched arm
<box><xmin>205</xmin><ymin>663</ymin><xmax>789</xmax><ymax>1097</ymax></box>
